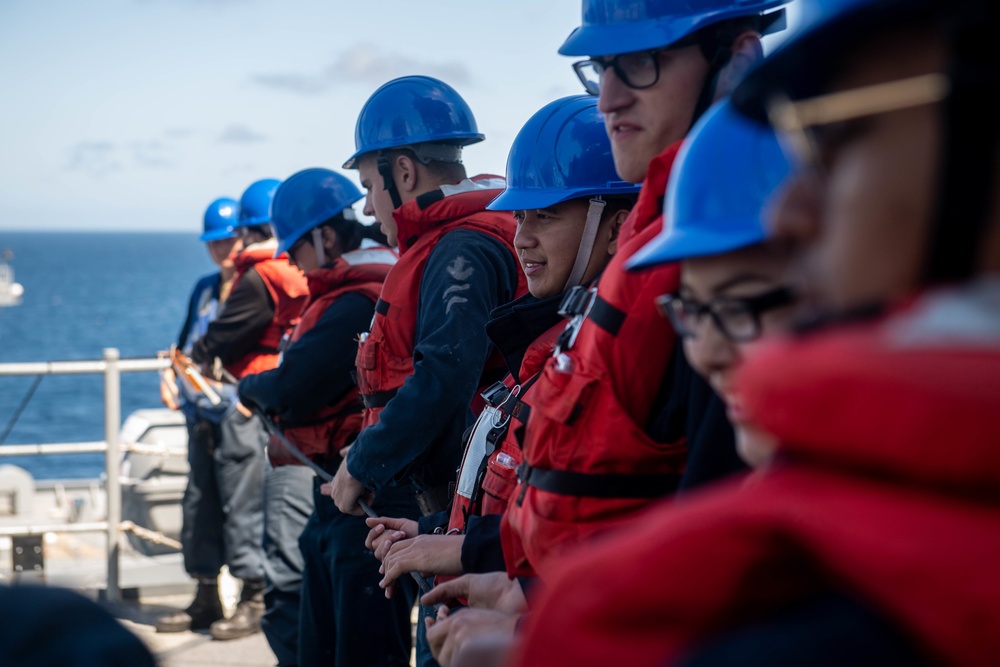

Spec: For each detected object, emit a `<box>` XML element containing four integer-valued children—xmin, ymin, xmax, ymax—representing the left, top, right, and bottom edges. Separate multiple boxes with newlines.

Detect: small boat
<box><xmin>0</xmin><ymin>249</ymin><xmax>24</xmax><ymax>308</ymax></box>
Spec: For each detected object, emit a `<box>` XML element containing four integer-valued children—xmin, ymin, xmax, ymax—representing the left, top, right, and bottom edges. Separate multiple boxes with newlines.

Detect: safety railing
<box><xmin>0</xmin><ymin>348</ymin><xmax>170</xmax><ymax>601</ymax></box>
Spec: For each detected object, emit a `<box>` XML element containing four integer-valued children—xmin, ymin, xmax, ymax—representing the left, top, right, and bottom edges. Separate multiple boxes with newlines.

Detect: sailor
<box><xmin>177</xmin><ymin>178</ymin><xmax>307</xmax><ymax>642</ymax></box>
<box><xmin>323</xmin><ymin>75</ymin><xmax>525</xmax><ymax>666</ymax></box>
<box><xmin>499</xmin><ymin>0</ymin><xmax>787</xmax><ymax>583</ymax></box>
<box><xmin>627</xmin><ymin>101</ymin><xmax>796</xmax><ymax>469</ymax></box>
<box><xmin>369</xmin><ymin>96</ymin><xmax>639</xmax><ymax>609</ymax></box>
<box><xmin>515</xmin><ymin>0</ymin><xmax>1000</xmax><ymax>664</ymax></box>
<box><xmin>155</xmin><ymin>197</ymin><xmax>241</xmax><ymax>634</ymax></box>
<box><xmin>236</xmin><ymin>168</ymin><xmax>413</xmax><ymax>667</ymax></box>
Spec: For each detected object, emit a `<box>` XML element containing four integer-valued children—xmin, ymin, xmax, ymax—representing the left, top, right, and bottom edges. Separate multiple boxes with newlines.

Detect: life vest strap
<box><xmin>517</xmin><ymin>463</ymin><xmax>680</xmax><ymax>499</ymax></box>
<box><xmin>361</xmin><ymin>388</ymin><xmax>398</xmax><ymax>409</ymax></box>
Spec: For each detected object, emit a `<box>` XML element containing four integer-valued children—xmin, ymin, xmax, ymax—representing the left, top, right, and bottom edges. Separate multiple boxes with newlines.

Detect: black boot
<box><xmin>155</xmin><ymin>576</ymin><xmax>224</xmax><ymax>633</ymax></box>
<box><xmin>210</xmin><ymin>578</ymin><xmax>265</xmax><ymax>641</ymax></box>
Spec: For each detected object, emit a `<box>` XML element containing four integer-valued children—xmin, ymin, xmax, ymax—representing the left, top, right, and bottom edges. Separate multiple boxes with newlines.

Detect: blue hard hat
<box><xmin>627</xmin><ymin>100</ymin><xmax>792</xmax><ymax>270</ymax></box>
<box><xmin>200</xmin><ymin>197</ymin><xmax>239</xmax><ymax>242</ymax></box>
<box><xmin>236</xmin><ymin>178</ymin><xmax>281</xmax><ymax>228</ymax></box>
<box><xmin>271</xmin><ymin>168</ymin><xmax>364</xmax><ymax>258</ymax></box>
<box><xmin>343</xmin><ymin>75</ymin><xmax>485</xmax><ymax>169</ymax></box>
<box><xmin>559</xmin><ymin>0</ymin><xmax>787</xmax><ymax>57</ymax></box>
<box><xmin>733</xmin><ymin>0</ymin><xmax>948</xmax><ymax>122</ymax></box>
<box><xmin>488</xmin><ymin>96</ymin><xmax>640</xmax><ymax>211</ymax></box>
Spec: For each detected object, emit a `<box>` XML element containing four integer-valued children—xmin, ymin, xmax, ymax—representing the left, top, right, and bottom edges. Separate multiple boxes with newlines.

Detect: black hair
<box><xmin>245</xmin><ymin>224</ymin><xmax>272</xmax><ymax>239</ymax></box>
<box><xmin>314</xmin><ymin>211</ymin><xmax>388</xmax><ymax>253</ymax></box>
<box><xmin>599</xmin><ymin>195</ymin><xmax>638</xmax><ymax>223</ymax></box>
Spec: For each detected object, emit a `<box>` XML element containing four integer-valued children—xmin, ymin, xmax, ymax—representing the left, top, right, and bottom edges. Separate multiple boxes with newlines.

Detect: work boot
<box><xmin>155</xmin><ymin>576</ymin><xmax>224</xmax><ymax>633</ymax></box>
<box><xmin>210</xmin><ymin>577</ymin><xmax>265</xmax><ymax>641</ymax></box>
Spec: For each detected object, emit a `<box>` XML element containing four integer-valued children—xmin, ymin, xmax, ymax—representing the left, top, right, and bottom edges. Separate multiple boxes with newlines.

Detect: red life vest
<box><xmin>500</xmin><ymin>142</ymin><xmax>687</xmax><ymax>579</ymax></box>
<box><xmin>447</xmin><ymin>319</ymin><xmax>564</xmax><ymax>534</ymax></box>
<box><xmin>514</xmin><ymin>297</ymin><xmax>1000</xmax><ymax>667</ymax></box>
<box><xmin>268</xmin><ymin>246</ymin><xmax>397</xmax><ymax>467</ymax></box>
<box><xmin>226</xmin><ymin>241</ymin><xmax>309</xmax><ymax>380</ymax></box>
<box><xmin>354</xmin><ymin>176</ymin><xmax>527</xmax><ymax>429</ymax></box>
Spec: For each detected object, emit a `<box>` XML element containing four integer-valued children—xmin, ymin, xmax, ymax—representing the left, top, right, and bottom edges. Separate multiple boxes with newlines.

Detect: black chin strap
<box><xmin>377</xmin><ymin>152</ymin><xmax>403</xmax><ymax>211</ymax></box>
<box><xmin>924</xmin><ymin>5</ymin><xmax>1000</xmax><ymax>283</ymax></box>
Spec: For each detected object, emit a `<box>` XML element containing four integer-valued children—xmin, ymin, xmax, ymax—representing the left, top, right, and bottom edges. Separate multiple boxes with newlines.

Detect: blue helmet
<box><xmin>343</xmin><ymin>75</ymin><xmax>484</xmax><ymax>169</ymax></box>
<box><xmin>559</xmin><ymin>0</ymin><xmax>787</xmax><ymax>57</ymax></box>
<box><xmin>627</xmin><ymin>100</ymin><xmax>791</xmax><ymax>270</ymax></box>
<box><xmin>733</xmin><ymin>0</ymin><xmax>945</xmax><ymax>122</ymax></box>
<box><xmin>200</xmin><ymin>197</ymin><xmax>239</xmax><ymax>242</ymax></box>
<box><xmin>488</xmin><ymin>96</ymin><xmax>639</xmax><ymax>211</ymax></box>
<box><xmin>237</xmin><ymin>178</ymin><xmax>281</xmax><ymax>228</ymax></box>
<box><xmin>271</xmin><ymin>168</ymin><xmax>364</xmax><ymax>258</ymax></box>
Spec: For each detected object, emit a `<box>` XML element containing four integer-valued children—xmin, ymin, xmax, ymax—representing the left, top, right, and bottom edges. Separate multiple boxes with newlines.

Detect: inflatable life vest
<box><xmin>514</xmin><ymin>289</ymin><xmax>1000</xmax><ymax>667</ymax></box>
<box><xmin>501</xmin><ymin>143</ymin><xmax>687</xmax><ymax>579</ymax></box>
<box><xmin>446</xmin><ymin>292</ymin><xmax>566</xmax><ymax>534</ymax></box>
<box><xmin>226</xmin><ymin>240</ymin><xmax>309</xmax><ymax>380</ymax></box>
<box><xmin>268</xmin><ymin>246</ymin><xmax>397</xmax><ymax>467</ymax></box>
<box><xmin>354</xmin><ymin>177</ymin><xmax>527</xmax><ymax>429</ymax></box>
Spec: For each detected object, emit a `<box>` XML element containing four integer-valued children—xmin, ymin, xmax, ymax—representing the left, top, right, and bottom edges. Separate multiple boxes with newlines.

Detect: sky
<box><xmin>0</xmin><ymin>0</ymin><xmax>800</xmax><ymax>233</ymax></box>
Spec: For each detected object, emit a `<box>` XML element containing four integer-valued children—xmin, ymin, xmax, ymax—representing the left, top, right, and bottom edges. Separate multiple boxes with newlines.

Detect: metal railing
<box><xmin>0</xmin><ymin>348</ymin><xmax>170</xmax><ymax>601</ymax></box>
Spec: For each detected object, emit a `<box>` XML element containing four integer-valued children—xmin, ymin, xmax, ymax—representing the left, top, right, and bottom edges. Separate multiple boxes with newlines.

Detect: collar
<box><xmin>392</xmin><ymin>174</ymin><xmax>506</xmax><ymax>255</ymax></box>
<box><xmin>485</xmin><ymin>291</ymin><xmax>567</xmax><ymax>382</ymax></box>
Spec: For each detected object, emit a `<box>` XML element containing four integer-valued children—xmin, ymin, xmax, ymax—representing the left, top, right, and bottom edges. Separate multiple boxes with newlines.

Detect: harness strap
<box><xmin>587</xmin><ymin>295</ymin><xmax>626</xmax><ymax>336</ymax></box>
<box><xmin>375</xmin><ymin>298</ymin><xmax>391</xmax><ymax>317</ymax></box>
<box><xmin>517</xmin><ymin>462</ymin><xmax>681</xmax><ymax>499</ymax></box>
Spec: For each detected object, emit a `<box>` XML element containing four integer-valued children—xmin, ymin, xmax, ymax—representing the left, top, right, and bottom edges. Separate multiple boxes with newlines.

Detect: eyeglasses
<box><xmin>572</xmin><ymin>37</ymin><xmax>699</xmax><ymax>96</ymax></box>
<box><xmin>766</xmin><ymin>73</ymin><xmax>950</xmax><ymax>171</ymax></box>
<box><xmin>656</xmin><ymin>287</ymin><xmax>795</xmax><ymax>342</ymax></box>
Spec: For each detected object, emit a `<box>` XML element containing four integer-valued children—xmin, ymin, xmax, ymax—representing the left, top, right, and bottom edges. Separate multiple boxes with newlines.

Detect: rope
<box><xmin>0</xmin><ymin>374</ymin><xmax>43</xmax><ymax>445</ymax></box>
<box><xmin>119</xmin><ymin>520</ymin><xmax>183</xmax><ymax>550</ymax></box>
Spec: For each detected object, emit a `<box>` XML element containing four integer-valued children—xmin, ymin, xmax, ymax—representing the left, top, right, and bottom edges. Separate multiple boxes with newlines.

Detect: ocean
<box><xmin>0</xmin><ymin>231</ymin><xmax>216</xmax><ymax>479</ymax></box>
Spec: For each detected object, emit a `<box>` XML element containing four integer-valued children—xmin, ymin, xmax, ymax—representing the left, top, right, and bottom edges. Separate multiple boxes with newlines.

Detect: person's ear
<box><xmin>606</xmin><ymin>208</ymin><xmax>630</xmax><ymax>257</ymax></box>
<box><xmin>714</xmin><ymin>31</ymin><xmax>764</xmax><ymax>102</ymax></box>
<box><xmin>395</xmin><ymin>153</ymin><xmax>419</xmax><ymax>194</ymax></box>
<box><xmin>320</xmin><ymin>226</ymin><xmax>340</xmax><ymax>254</ymax></box>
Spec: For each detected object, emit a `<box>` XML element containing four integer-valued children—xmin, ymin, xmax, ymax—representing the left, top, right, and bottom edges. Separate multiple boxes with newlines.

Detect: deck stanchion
<box><xmin>103</xmin><ymin>347</ymin><xmax>122</xmax><ymax>602</ymax></box>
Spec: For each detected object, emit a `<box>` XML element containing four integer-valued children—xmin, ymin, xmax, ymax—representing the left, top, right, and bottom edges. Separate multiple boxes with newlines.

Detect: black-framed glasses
<box><xmin>766</xmin><ymin>73</ymin><xmax>950</xmax><ymax>171</ymax></box>
<box><xmin>656</xmin><ymin>287</ymin><xmax>795</xmax><ymax>342</ymax></box>
<box><xmin>572</xmin><ymin>36</ymin><xmax>699</xmax><ymax>96</ymax></box>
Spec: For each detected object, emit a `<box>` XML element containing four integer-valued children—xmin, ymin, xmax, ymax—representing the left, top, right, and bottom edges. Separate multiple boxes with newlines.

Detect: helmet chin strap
<box><xmin>311</xmin><ymin>228</ymin><xmax>326</xmax><ymax>268</ymax></box>
<box><xmin>564</xmin><ymin>197</ymin><xmax>606</xmax><ymax>291</ymax></box>
<box><xmin>377</xmin><ymin>152</ymin><xmax>403</xmax><ymax>210</ymax></box>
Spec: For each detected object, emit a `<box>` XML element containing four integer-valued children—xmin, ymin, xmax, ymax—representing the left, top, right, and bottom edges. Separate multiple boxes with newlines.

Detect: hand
<box><xmin>235</xmin><ymin>401</ymin><xmax>253</xmax><ymax>419</ymax></box>
<box><xmin>425</xmin><ymin>608</ymin><xmax>520</xmax><ymax>666</ymax></box>
<box><xmin>321</xmin><ymin>459</ymin><xmax>371</xmax><ymax>516</ymax></box>
<box><xmin>450</xmin><ymin>634</ymin><xmax>516</xmax><ymax>667</ymax></box>
<box><xmin>159</xmin><ymin>368</ymin><xmax>180</xmax><ymax>411</ymax></box>
<box><xmin>364</xmin><ymin>517</ymin><xmax>419</xmax><ymax>560</ymax></box>
<box><xmin>422</xmin><ymin>572</ymin><xmax>527</xmax><ymax>613</ymax></box>
<box><xmin>380</xmin><ymin>534</ymin><xmax>465</xmax><ymax>594</ymax></box>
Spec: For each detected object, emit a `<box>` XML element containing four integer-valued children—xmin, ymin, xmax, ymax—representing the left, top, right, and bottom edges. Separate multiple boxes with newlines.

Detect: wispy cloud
<box><xmin>63</xmin><ymin>141</ymin><xmax>123</xmax><ymax>176</ymax></box>
<box><xmin>218</xmin><ymin>124</ymin><xmax>267</xmax><ymax>144</ymax></box>
<box><xmin>251</xmin><ymin>42</ymin><xmax>472</xmax><ymax>95</ymax></box>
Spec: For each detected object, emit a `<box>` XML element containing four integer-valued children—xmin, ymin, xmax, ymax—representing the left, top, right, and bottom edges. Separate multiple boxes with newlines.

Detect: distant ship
<box><xmin>0</xmin><ymin>248</ymin><xmax>24</xmax><ymax>308</ymax></box>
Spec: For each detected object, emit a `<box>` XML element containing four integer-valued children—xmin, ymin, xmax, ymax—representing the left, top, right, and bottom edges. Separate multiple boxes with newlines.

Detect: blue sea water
<box><xmin>0</xmin><ymin>231</ymin><xmax>216</xmax><ymax>479</ymax></box>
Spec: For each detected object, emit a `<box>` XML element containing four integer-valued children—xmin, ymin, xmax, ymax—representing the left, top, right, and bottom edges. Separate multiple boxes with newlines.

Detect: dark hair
<box><xmin>599</xmin><ymin>195</ymin><xmax>638</xmax><ymax>223</ymax></box>
<box><xmin>245</xmin><ymin>224</ymin><xmax>272</xmax><ymax>239</ymax></box>
<box><xmin>316</xmin><ymin>212</ymin><xmax>388</xmax><ymax>252</ymax></box>
<box><xmin>384</xmin><ymin>147</ymin><xmax>468</xmax><ymax>184</ymax></box>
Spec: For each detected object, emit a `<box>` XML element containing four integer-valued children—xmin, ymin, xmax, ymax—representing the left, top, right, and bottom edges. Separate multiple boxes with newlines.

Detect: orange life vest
<box><xmin>501</xmin><ymin>143</ymin><xmax>687</xmax><ymax>579</ymax></box>
<box><xmin>268</xmin><ymin>246</ymin><xmax>397</xmax><ymax>467</ymax></box>
<box><xmin>354</xmin><ymin>177</ymin><xmax>528</xmax><ymax>430</ymax></box>
<box><xmin>226</xmin><ymin>241</ymin><xmax>309</xmax><ymax>380</ymax></box>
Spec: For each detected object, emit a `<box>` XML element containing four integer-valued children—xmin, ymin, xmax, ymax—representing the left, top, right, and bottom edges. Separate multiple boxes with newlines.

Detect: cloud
<box><xmin>64</xmin><ymin>136</ymin><xmax>180</xmax><ymax>176</ymax></box>
<box><xmin>221</xmin><ymin>162</ymin><xmax>258</xmax><ymax>176</ymax></box>
<box><xmin>218</xmin><ymin>124</ymin><xmax>267</xmax><ymax>143</ymax></box>
<box><xmin>164</xmin><ymin>127</ymin><xmax>196</xmax><ymax>139</ymax></box>
<box><xmin>251</xmin><ymin>42</ymin><xmax>472</xmax><ymax>95</ymax></box>
<box><xmin>130</xmin><ymin>140</ymin><xmax>173</xmax><ymax>169</ymax></box>
<box><xmin>63</xmin><ymin>141</ymin><xmax>123</xmax><ymax>176</ymax></box>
